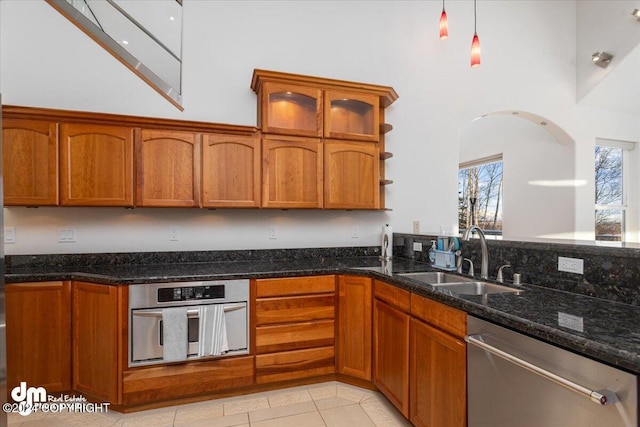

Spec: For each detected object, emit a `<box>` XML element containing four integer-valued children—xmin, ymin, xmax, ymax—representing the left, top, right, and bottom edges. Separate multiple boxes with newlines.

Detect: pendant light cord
<box><xmin>474</xmin><ymin>0</ymin><xmax>477</xmax><ymax>35</ymax></box>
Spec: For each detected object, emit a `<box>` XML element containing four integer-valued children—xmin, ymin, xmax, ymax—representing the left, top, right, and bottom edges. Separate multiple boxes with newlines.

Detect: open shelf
<box><xmin>380</xmin><ymin>123</ymin><xmax>393</xmax><ymax>134</ymax></box>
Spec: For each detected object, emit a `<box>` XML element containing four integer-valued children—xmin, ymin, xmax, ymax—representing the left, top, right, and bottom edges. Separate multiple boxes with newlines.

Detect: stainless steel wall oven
<box><xmin>129</xmin><ymin>279</ymin><xmax>249</xmax><ymax>367</ymax></box>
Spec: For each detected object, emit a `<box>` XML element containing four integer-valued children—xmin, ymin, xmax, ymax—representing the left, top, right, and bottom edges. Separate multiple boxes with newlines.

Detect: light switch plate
<box><xmin>4</xmin><ymin>227</ymin><xmax>16</xmax><ymax>244</ymax></box>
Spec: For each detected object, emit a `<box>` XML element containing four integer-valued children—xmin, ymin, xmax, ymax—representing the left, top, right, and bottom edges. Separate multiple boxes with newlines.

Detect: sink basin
<box><xmin>399</xmin><ymin>272</ymin><xmax>524</xmax><ymax>295</ymax></box>
<box><xmin>434</xmin><ymin>281</ymin><xmax>523</xmax><ymax>295</ymax></box>
<box><xmin>399</xmin><ymin>272</ymin><xmax>475</xmax><ymax>284</ymax></box>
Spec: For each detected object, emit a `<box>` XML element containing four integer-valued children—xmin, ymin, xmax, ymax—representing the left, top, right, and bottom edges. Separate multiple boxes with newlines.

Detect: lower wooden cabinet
<box><xmin>122</xmin><ymin>356</ymin><xmax>255</xmax><ymax>406</ymax></box>
<box><xmin>255</xmin><ymin>346</ymin><xmax>335</xmax><ymax>384</ymax></box>
<box><xmin>409</xmin><ymin>318</ymin><xmax>466</xmax><ymax>427</ymax></box>
<box><xmin>409</xmin><ymin>293</ymin><xmax>467</xmax><ymax>427</ymax></box>
<box><xmin>255</xmin><ymin>276</ymin><xmax>336</xmax><ymax>384</ymax></box>
<box><xmin>373</xmin><ymin>298</ymin><xmax>410</xmax><ymax>417</ymax></box>
<box><xmin>6</xmin><ymin>281</ymin><xmax>71</xmax><ymax>394</ymax></box>
<box><xmin>72</xmin><ymin>281</ymin><xmax>124</xmax><ymax>404</ymax></box>
<box><xmin>5</xmin><ymin>274</ymin><xmax>466</xmax><ymax>419</ymax></box>
<box><xmin>337</xmin><ymin>275</ymin><xmax>372</xmax><ymax>380</ymax></box>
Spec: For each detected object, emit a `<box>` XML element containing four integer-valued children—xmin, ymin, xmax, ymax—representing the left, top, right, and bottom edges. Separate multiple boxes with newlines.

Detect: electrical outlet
<box><xmin>169</xmin><ymin>227</ymin><xmax>179</xmax><ymax>241</ymax></box>
<box><xmin>268</xmin><ymin>225</ymin><xmax>277</xmax><ymax>239</ymax></box>
<box><xmin>413</xmin><ymin>242</ymin><xmax>423</xmax><ymax>251</ymax></box>
<box><xmin>558</xmin><ymin>256</ymin><xmax>584</xmax><ymax>274</ymax></box>
<box><xmin>558</xmin><ymin>312</ymin><xmax>584</xmax><ymax>332</ymax></box>
<box><xmin>4</xmin><ymin>227</ymin><xmax>16</xmax><ymax>244</ymax></box>
<box><xmin>351</xmin><ymin>226</ymin><xmax>359</xmax><ymax>238</ymax></box>
<box><xmin>58</xmin><ymin>228</ymin><xmax>76</xmax><ymax>243</ymax></box>
<box><xmin>413</xmin><ymin>221</ymin><xmax>420</xmax><ymax>234</ymax></box>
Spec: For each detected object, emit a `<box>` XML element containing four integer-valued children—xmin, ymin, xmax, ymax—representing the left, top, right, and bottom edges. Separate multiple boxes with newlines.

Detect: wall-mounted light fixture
<box><xmin>439</xmin><ymin>0</ymin><xmax>449</xmax><ymax>39</ymax></box>
<box><xmin>470</xmin><ymin>0</ymin><xmax>481</xmax><ymax>67</ymax></box>
<box><xmin>592</xmin><ymin>52</ymin><xmax>613</xmax><ymax>68</ymax></box>
<box><xmin>632</xmin><ymin>9</ymin><xmax>640</xmax><ymax>21</ymax></box>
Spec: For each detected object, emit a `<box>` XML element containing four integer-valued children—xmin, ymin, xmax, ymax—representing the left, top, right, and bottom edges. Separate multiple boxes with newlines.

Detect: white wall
<box><xmin>459</xmin><ymin>116</ymin><xmax>576</xmax><ymax>240</ymax></box>
<box><xmin>1</xmin><ymin>1</ymin><xmax>583</xmax><ymax>254</ymax></box>
<box><xmin>576</xmin><ymin>0</ymin><xmax>640</xmax><ymax>101</ymax></box>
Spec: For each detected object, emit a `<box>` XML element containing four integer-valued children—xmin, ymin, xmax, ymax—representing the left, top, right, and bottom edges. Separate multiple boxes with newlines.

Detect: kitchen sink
<box><xmin>399</xmin><ymin>272</ymin><xmax>475</xmax><ymax>284</ymax></box>
<box><xmin>399</xmin><ymin>272</ymin><xmax>524</xmax><ymax>295</ymax></box>
<box><xmin>433</xmin><ymin>281</ymin><xmax>523</xmax><ymax>295</ymax></box>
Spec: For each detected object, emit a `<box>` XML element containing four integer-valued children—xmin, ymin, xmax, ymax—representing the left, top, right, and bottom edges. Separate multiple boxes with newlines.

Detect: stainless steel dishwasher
<box><xmin>466</xmin><ymin>316</ymin><xmax>638</xmax><ymax>427</ymax></box>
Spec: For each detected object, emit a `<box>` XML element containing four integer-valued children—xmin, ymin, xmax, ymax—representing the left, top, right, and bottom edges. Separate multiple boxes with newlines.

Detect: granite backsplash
<box><xmin>6</xmin><ymin>246</ymin><xmax>383</xmax><ymax>270</ymax></box>
<box><xmin>394</xmin><ymin>232</ymin><xmax>640</xmax><ymax>307</ymax></box>
<box><xmin>9</xmin><ymin>234</ymin><xmax>640</xmax><ymax>307</ymax></box>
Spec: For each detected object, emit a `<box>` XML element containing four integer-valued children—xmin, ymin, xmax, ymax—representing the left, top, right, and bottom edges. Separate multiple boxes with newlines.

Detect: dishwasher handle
<box><xmin>466</xmin><ymin>334</ymin><xmax>617</xmax><ymax>406</ymax></box>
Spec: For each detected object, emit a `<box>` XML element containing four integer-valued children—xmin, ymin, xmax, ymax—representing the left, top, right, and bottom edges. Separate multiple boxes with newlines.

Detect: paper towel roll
<box><xmin>381</xmin><ymin>224</ymin><xmax>392</xmax><ymax>260</ymax></box>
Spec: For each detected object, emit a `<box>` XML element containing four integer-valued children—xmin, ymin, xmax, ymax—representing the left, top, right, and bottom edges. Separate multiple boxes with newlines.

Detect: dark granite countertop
<box><xmin>6</xmin><ymin>256</ymin><xmax>640</xmax><ymax>376</ymax></box>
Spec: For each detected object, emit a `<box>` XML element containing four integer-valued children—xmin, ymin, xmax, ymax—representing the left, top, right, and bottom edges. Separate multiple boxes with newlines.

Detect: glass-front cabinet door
<box><xmin>324</xmin><ymin>91</ymin><xmax>379</xmax><ymax>142</ymax></box>
<box><xmin>260</xmin><ymin>82</ymin><xmax>322</xmax><ymax>137</ymax></box>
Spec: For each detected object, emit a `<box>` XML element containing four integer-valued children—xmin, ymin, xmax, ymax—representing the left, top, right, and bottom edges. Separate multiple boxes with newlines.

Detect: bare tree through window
<box><xmin>458</xmin><ymin>160</ymin><xmax>503</xmax><ymax>234</ymax></box>
<box><xmin>595</xmin><ymin>145</ymin><xmax>624</xmax><ymax>241</ymax></box>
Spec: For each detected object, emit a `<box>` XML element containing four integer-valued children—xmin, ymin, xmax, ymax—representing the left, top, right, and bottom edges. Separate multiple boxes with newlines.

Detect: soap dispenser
<box><xmin>429</xmin><ymin>241</ymin><xmax>437</xmax><ymax>264</ymax></box>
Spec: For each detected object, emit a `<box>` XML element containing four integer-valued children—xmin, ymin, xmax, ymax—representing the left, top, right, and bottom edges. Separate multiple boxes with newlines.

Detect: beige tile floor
<box><xmin>8</xmin><ymin>381</ymin><xmax>413</xmax><ymax>427</ymax></box>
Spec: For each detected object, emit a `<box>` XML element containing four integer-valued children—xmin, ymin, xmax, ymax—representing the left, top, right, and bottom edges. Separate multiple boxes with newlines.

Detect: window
<box><xmin>595</xmin><ymin>140</ymin><xmax>634</xmax><ymax>241</ymax></box>
<box><xmin>458</xmin><ymin>155</ymin><xmax>503</xmax><ymax>235</ymax></box>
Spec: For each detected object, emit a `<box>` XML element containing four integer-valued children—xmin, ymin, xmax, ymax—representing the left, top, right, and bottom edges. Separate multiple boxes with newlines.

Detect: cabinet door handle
<box><xmin>466</xmin><ymin>334</ymin><xmax>617</xmax><ymax>406</ymax></box>
<box><xmin>132</xmin><ymin>303</ymin><xmax>246</xmax><ymax>318</ymax></box>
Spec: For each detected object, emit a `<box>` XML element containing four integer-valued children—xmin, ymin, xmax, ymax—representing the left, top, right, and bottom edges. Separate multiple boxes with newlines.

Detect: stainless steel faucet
<box><xmin>462</xmin><ymin>225</ymin><xmax>489</xmax><ymax>280</ymax></box>
<box><xmin>497</xmin><ymin>264</ymin><xmax>511</xmax><ymax>283</ymax></box>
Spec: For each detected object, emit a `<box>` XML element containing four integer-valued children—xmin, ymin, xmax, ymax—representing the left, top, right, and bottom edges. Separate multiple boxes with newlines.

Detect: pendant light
<box><xmin>470</xmin><ymin>0</ymin><xmax>481</xmax><ymax>67</ymax></box>
<box><xmin>439</xmin><ymin>0</ymin><xmax>449</xmax><ymax>39</ymax></box>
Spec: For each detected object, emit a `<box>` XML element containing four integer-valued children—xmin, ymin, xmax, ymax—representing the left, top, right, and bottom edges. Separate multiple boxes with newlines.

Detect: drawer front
<box><xmin>374</xmin><ymin>280</ymin><xmax>410</xmax><ymax>312</ymax></box>
<box><xmin>256</xmin><ymin>294</ymin><xmax>335</xmax><ymax>326</ymax></box>
<box><xmin>122</xmin><ymin>355</ymin><xmax>255</xmax><ymax>406</ymax></box>
<box><xmin>256</xmin><ymin>276</ymin><xmax>335</xmax><ymax>298</ymax></box>
<box><xmin>256</xmin><ymin>319</ymin><xmax>335</xmax><ymax>353</ymax></box>
<box><xmin>256</xmin><ymin>346</ymin><xmax>335</xmax><ymax>384</ymax></box>
<box><xmin>410</xmin><ymin>293</ymin><xmax>466</xmax><ymax>339</ymax></box>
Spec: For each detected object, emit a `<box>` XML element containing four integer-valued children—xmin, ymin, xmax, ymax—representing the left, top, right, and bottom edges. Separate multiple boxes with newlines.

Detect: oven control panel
<box><xmin>157</xmin><ymin>285</ymin><xmax>225</xmax><ymax>302</ymax></box>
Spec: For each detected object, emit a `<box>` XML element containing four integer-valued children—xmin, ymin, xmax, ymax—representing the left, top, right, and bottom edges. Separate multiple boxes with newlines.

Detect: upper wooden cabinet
<box><xmin>262</xmin><ymin>136</ymin><xmax>323</xmax><ymax>208</ymax></box>
<box><xmin>135</xmin><ymin>129</ymin><xmax>201</xmax><ymax>207</ymax></box>
<box><xmin>324</xmin><ymin>141</ymin><xmax>380</xmax><ymax>209</ymax></box>
<box><xmin>60</xmin><ymin>123</ymin><xmax>134</xmax><ymax>207</ymax></box>
<box><xmin>259</xmin><ymin>82</ymin><xmax>322</xmax><ymax>138</ymax></box>
<box><xmin>251</xmin><ymin>69</ymin><xmax>397</xmax><ymax>142</ymax></box>
<box><xmin>324</xmin><ymin>91</ymin><xmax>379</xmax><ymax>142</ymax></box>
<box><xmin>202</xmin><ymin>133</ymin><xmax>261</xmax><ymax>208</ymax></box>
<box><xmin>2</xmin><ymin>118</ymin><xmax>59</xmax><ymax>206</ymax></box>
<box><xmin>2</xmin><ymin>105</ymin><xmax>259</xmax><ymax>208</ymax></box>
<box><xmin>252</xmin><ymin>69</ymin><xmax>397</xmax><ymax>210</ymax></box>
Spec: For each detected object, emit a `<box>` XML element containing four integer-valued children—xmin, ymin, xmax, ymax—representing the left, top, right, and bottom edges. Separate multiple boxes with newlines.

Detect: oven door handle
<box><xmin>132</xmin><ymin>303</ymin><xmax>246</xmax><ymax>318</ymax></box>
<box><xmin>466</xmin><ymin>334</ymin><xmax>617</xmax><ymax>406</ymax></box>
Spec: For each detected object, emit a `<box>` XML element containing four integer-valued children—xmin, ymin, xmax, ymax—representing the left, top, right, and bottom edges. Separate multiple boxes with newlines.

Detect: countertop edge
<box><xmin>6</xmin><ymin>263</ymin><xmax>640</xmax><ymax>376</ymax></box>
